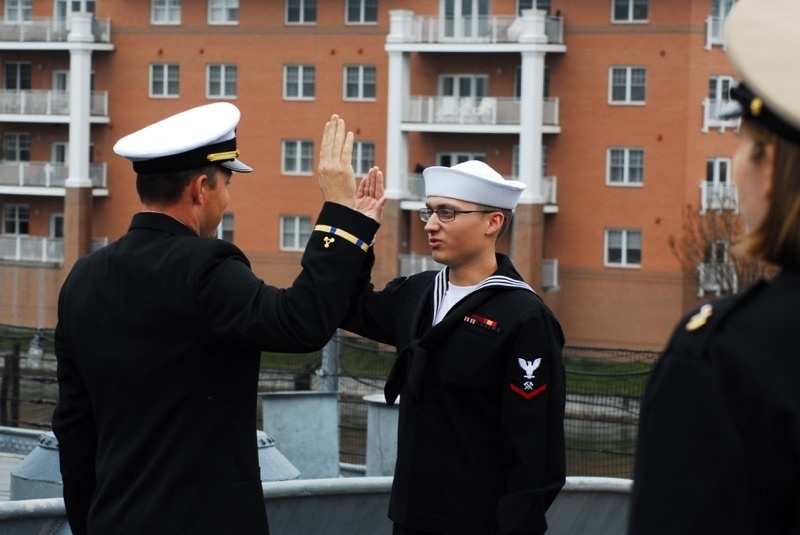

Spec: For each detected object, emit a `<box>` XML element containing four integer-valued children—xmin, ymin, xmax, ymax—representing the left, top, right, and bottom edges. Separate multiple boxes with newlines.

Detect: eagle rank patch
<box><xmin>510</xmin><ymin>357</ymin><xmax>547</xmax><ymax>400</ymax></box>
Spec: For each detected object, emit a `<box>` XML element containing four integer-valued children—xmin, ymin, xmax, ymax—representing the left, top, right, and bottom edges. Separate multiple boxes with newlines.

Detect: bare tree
<box><xmin>668</xmin><ymin>204</ymin><xmax>776</xmax><ymax>297</ymax></box>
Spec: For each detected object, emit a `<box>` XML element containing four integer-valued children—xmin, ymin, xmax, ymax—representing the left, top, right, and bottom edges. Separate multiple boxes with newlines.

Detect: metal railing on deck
<box><xmin>0</xmin><ymin>17</ymin><xmax>111</xmax><ymax>43</ymax></box>
<box><xmin>0</xmin><ymin>325</ymin><xmax>659</xmax><ymax>479</ymax></box>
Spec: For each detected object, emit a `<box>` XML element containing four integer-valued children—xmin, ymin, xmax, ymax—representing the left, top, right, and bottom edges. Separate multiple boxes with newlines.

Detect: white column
<box><xmin>384</xmin><ymin>48</ymin><xmax>410</xmax><ymax>200</ymax></box>
<box><xmin>517</xmin><ymin>10</ymin><xmax>547</xmax><ymax>205</ymax></box>
<box><xmin>66</xmin><ymin>12</ymin><xmax>94</xmax><ymax>189</ymax></box>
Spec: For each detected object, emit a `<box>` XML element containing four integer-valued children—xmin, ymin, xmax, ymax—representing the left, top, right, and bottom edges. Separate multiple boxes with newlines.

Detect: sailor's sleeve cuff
<box><xmin>313</xmin><ymin>224</ymin><xmax>373</xmax><ymax>252</ymax></box>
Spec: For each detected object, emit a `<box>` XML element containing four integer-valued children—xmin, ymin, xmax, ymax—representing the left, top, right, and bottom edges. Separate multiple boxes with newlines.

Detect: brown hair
<box><xmin>476</xmin><ymin>204</ymin><xmax>514</xmax><ymax>241</ymax></box>
<box><xmin>740</xmin><ymin>119</ymin><xmax>800</xmax><ymax>268</ymax></box>
<box><xmin>136</xmin><ymin>164</ymin><xmax>219</xmax><ymax>205</ymax></box>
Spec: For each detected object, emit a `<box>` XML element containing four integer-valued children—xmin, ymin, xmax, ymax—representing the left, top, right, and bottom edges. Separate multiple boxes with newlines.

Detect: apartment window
<box><xmin>3</xmin><ymin>204</ymin><xmax>29</xmax><ymax>235</ymax></box>
<box><xmin>152</xmin><ymin>0</ymin><xmax>181</xmax><ymax>25</ymax></box>
<box><xmin>5</xmin><ymin>0</ymin><xmax>32</xmax><ymax>22</ymax></box>
<box><xmin>4</xmin><ymin>133</ymin><xmax>31</xmax><ymax>161</ymax></box>
<box><xmin>518</xmin><ymin>0</ymin><xmax>551</xmax><ymax>14</ymax></box>
<box><xmin>344</xmin><ymin>66</ymin><xmax>376</xmax><ymax>100</ymax></box>
<box><xmin>284</xmin><ymin>65</ymin><xmax>315</xmax><ymax>100</ymax></box>
<box><xmin>286</xmin><ymin>0</ymin><xmax>316</xmax><ymax>24</ymax></box>
<box><xmin>282</xmin><ymin>140</ymin><xmax>314</xmax><ymax>175</ymax></box>
<box><xmin>436</xmin><ymin>153</ymin><xmax>486</xmax><ymax>167</ymax></box>
<box><xmin>4</xmin><ymin>62</ymin><xmax>31</xmax><ymax>91</ymax></box>
<box><xmin>207</xmin><ymin>64</ymin><xmax>237</xmax><ymax>99</ymax></box>
<box><xmin>709</xmin><ymin>75</ymin><xmax>734</xmax><ymax>107</ymax></box>
<box><xmin>605</xmin><ymin>229</ymin><xmax>642</xmax><ymax>267</ymax></box>
<box><xmin>51</xmin><ymin>213</ymin><xmax>64</xmax><ymax>239</ymax></box>
<box><xmin>612</xmin><ymin>0</ymin><xmax>648</xmax><ymax>22</ymax></box>
<box><xmin>150</xmin><ymin>64</ymin><xmax>180</xmax><ymax>98</ymax></box>
<box><xmin>346</xmin><ymin>0</ymin><xmax>377</xmax><ymax>24</ymax></box>
<box><xmin>607</xmin><ymin>148</ymin><xmax>644</xmax><ymax>185</ymax></box>
<box><xmin>707</xmin><ymin>157</ymin><xmax>730</xmax><ymax>185</ymax></box>
<box><xmin>217</xmin><ymin>212</ymin><xmax>234</xmax><ymax>242</ymax></box>
<box><xmin>610</xmin><ymin>67</ymin><xmax>646</xmax><ymax>104</ymax></box>
<box><xmin>280</xmin><ymin>215</ymin><xmax>312</xmax><ymax>251</ymax></box>
<box><xmin>209</xmin><ymin>0</ymin><xmax>238</xmax><ymax>24</ymax></box>
<box><xmin>351</xmin><ymin>142</ymin><xmax>375</xmax><ymax>175</ymax></box>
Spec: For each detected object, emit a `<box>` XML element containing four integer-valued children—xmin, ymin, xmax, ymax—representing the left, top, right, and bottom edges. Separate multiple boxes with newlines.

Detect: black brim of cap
<box><xmin>718</xmin><ymin>99</ymin><xmax>743</xmax><ymax>120</ymax></box>
<box><xmin>220</xmin><ymin>158</ymin><xmax>253</xmax><ymax>173</ymax></box>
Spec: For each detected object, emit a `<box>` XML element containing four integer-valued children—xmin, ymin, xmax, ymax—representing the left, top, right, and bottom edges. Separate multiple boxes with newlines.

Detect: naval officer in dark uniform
<box><xmin>629</xmin><ymin>1</ymin><xmax>800</xmax><ymax>533</ymax></box>
<box><xmin>343</xmin><ymin>160</ymin><xmax>566</xmax><ymax>534</ymax></box>
<box><xmin>52</xmin><ymin>104</ymin><xmax>384</xmax><ymax>535</ymax></box>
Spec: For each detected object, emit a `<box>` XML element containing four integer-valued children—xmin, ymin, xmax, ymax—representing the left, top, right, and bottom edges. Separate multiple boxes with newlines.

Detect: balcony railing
<box><xmin>697</xmin><ymin>261</ymin><xmax>737</xmax><ymax>297</ymax></box>
<box><xmin>0</xmin><ymin>17</ymin><xmax>111</xmax><ymax>43</ymax></box>
<box><xmin>409</xmin><ymin>15</ymin><xmax>564</xmax><ymax>44</ymax></box>
<box><xmin>398</xmin><ymin>253</ymin><xmax>445</xmax><ymax>276</ymax></box>
<box><xmin>0</xmin><ymin>90</ymin><xmax>109</xmax><ymax>118</ymax></box>
<box><xmin>704</xmin><ymin>16</ymin><xmax>726</xmax><ymax>49</ymax></box>
<box><xmin>0</xmin><ymin>161</ymin><xmax>107</xmax><ymax>189</ymax></box>
<box><xmin>701</xmin><ymin>98</ymin><xmax>738</xmax><ymax>133</ymax></box>
<box><xmin>0</xmin><ymin>235</ymin><xmax>107</xmax><ymax>264</ymax></box>
<box><xmin>404</xmin><ymin>96</ymin><xmax>559</xmax><ymax>127</ymax></box>
<box><xmin>700</xmin><ymin>182</ymin><xmax>738</xmax><ymax>213</ymax></box>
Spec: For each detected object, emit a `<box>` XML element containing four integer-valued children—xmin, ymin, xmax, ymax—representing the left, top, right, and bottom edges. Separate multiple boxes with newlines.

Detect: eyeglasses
<box><xmin>418</xmin><ymin>208</ymin><xmax>496</xmax><ymax>223</ymax></box>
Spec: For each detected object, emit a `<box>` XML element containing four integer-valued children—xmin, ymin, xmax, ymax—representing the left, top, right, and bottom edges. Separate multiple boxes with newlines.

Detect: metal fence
<box><xmin>0</xmin><ymin>325</ymin><xmax>658</xmax><ymax>478</ymax></box>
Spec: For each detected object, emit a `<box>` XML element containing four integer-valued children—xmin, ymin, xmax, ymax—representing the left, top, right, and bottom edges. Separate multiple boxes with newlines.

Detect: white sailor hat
<box><xmin>721</xmin><ymin>0</ymin><xmax>800</xmax><ymax>145</ymax></box>
<box><xmin>423</xmin><ymin>160</ymin><xmax>525</xmax><ymax>210</ymax></box>
<box><xmin>113</xmin><ymin>102</ymin><xmax>252</xmax><ymax>174</ymax></box>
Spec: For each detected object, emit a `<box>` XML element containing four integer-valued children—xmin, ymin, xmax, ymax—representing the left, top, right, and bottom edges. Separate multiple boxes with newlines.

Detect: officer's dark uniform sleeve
<box><xmin>197</xmin><ymin>202</ymin><xmax>379</xmax><ymax>352</ymax></box>
<box><xmin>52</xmin><ymin>287</ymin><xmax>95</xmax><ymax>535</ymax></box>
<box><xmin>495</xmin><ymin>310</ymin><xmax>566</xmax><ymax>535</ymax></box>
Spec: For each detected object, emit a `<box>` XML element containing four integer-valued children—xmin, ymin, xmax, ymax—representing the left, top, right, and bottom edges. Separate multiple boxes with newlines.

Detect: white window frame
<box><xmin>208</xmin><ymin>0</ymin><xmax>238</xmax><ymax>25</ymax></box>
<box><xmin>346</xmin><ymin>0</ymin><xmax>378</xmax><ymax>24</ymax></box>
<box><xmin>149</xmin><ymin>63</ymin><xmax>180</xmax><ymax>98</ymax></box>
<box><xmin>283</xmin><ymin>65</ymin><xmax>315</xmax><ymax>100</ymax></box>
<box><xmin>707</xmin><ymin>157</ymin><xmax>731</xmax><ymax>185</ymax></box>
<box><xmin>280</xmin><ymin>215</ymin><xmax>312</xmax><ymax>251</ymax></box>
<box><xmin>282</xmin><ymin>140</ymin><xmax>314</xmax><ymax>175</ymax></box>
<box><xmin>151</xmin><ymin>0</ymin><xmax>181</xmax><ymax>25</ymax></box>
<box><xmin>3</xmin><ymin>203</ymin><xmax>29</xmax><ymax>235</ymax></box>
<box><xmin>436</xmin><ymin>152</ymin><xmax>486</xmax><ymax>167</ymax></box>
<box><xmin>286</xmin><ymin>0</ymin><xmax>316</xmax><ymax>24</ymax></box>
<box><xmin>612</xmin><ymin>0</ymin><xmax>648</xmax><ymax>23</ymax></box>
<box><xmin>206</xmin><ymin>64</ymin><xmax>237</xmax><ymax>99</ymax></box>
<box><xmin>50</xmin><ymin>213</ymin><xmax>64</xmax><ymax>239</ymax></box>
<box><xmin>344</xmin><ymin>65</ymin><xmax>377</xmax><ymax>101</ymax></box>
<box><xmin>351</xmin><ymin>141</ymin><xmax>375</xmax><ymax>175</ymax></box>
<box><xmin>609</xmin><ymin>66</ymin><xmax>646</xmax><ymax>105</ymax></box>
<box><xmin>439</xmin><ymin>74</ymin><xmax>488</xmax><ymax>99</ymax></box>
<box><xmin>517</xmin><ymin>0</ymin><xmax>551</xmax><ymax>14</ymax></box>
<box><xmin>5</xmin><ymin>62</ymin><xmax>32</xmax><ymax>91</ymax></box>
<box><xmin>605</xmin><ymin>228</ymin><xmax>642</xmax><ymax>268</ymax></box>
<box><xmin>5</xmin><ymin>0</ymin><xmax>32</xmax><ymax>22</ymax></box>
<box><xmin>217</xmin><ymin>212</ymin><xmax>234</xmax><ymax>242</ymax></box>
<box><xmin>607</xmin><ymin>147</ymin><xmax>644</xmax><ymax>186</ymax></box>
<box><xmin>3</xmin><ymin>132</ymin><xmax>31</xmax><ymax>162</ymax></box>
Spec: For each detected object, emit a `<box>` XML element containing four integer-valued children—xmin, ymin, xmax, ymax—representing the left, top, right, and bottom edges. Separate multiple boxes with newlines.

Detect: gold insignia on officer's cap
<box><xmin>685</xmin><ymin>304</ymin><xmax>713</xmax><ymax>332</ymax></box>
<box><xmin>113</xmin><ymin>102</ymin><xmax>253</xmax><ymax>174</ymax></box>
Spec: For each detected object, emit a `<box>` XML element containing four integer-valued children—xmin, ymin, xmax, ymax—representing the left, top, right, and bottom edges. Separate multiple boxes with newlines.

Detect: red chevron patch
<box><xmin>510</xmin><ymin>383</ymin><xmax>547</xmax><ymax>400</ymax></box>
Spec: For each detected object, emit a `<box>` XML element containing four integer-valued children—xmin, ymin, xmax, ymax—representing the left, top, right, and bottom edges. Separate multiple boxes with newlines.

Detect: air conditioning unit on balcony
<box><xmin>542</xmin><ymin>258</ymin><xmax>559</xmax><ymax>290</ymax></box>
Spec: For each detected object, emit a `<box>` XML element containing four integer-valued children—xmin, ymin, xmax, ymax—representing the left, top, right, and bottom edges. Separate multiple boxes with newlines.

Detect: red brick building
<box><xmin>0</xmin><ymin>0</ymin><xmax>739</xmax><ymax>350</ymax></box>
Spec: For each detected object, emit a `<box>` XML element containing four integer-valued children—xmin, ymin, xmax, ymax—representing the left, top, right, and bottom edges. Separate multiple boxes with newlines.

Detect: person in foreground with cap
<box><xmin>628</xmin><ymin>1</ymin><xmax>800</xmax><ymax>533</ymax></box>
<box><xmin>51</xmin><ymin>104</ymin><xmax>384</xmax><ymax>535</ymax></box>
<box><xmin>342</xmin><ymin>160</ymin><xmax>566</xmax><ymax>534</ymax></box>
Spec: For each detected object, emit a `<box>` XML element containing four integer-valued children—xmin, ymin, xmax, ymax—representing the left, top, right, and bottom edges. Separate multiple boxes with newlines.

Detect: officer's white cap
<box><xmin>113</xmin><ymin>102</ymin><xmax>252</xmax><ymax>174</ymax></box>
<box><xmin>721</xmin><ymin>0</ymin><xmax>800</xmax><ymax>144</ymax></box>
<box><xmin>423</xmin><ymin>160</ymin><xmax>525</xmax><ymax>210</ymax></box>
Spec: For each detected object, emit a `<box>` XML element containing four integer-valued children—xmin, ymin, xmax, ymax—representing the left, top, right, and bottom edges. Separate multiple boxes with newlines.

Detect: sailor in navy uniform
<box><xmin>52</xmin><ymin>106</ymin><xmax>382</xmax><ymax>535</ymax></box>
<box><xmin>343</xmin><ymin>160</ymin><xmax>566</xmax><ymax>534</ymax></box>
<box><xmin>629</xmin><ymin>1</ymin><xmax>800</xmax><ymax>532</ymax></box>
